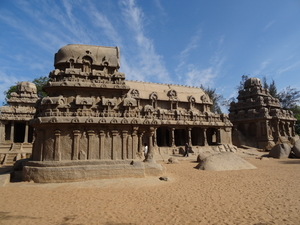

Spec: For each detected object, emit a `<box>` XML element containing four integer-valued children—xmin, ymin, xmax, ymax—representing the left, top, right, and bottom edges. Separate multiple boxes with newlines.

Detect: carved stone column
<box><xmin>24</xmin><ymin>122</ymin><xmax>29</xmax><ymax>143</ymax></box>
<box><xmin>99</xmin><ymin>130</ymin><xmax>105</xmax><ymax>159</ymax></box>
<box><xmin>146</xmin><ymin>127</ymin><xmax>155</xmax><ymax>161</ymax></box>
<box><xmin>138</xmin><ymin>130</ymin><xmax>145</xmax><ymax>154</ymax></box>
<box><xmin>132</xmin><ymin>127</ymin><xmax>138</xmax><ymax>159</ymax></box>
<box><xmin>87</xmin><ymin>130</ymin><xmax>94</xmax><ymax>160</ymax></box>
<box><xmin>10</xmin><ymin>121</ymin><xmax>14</xmax><ymax>143</ymax></box>
<box><xmin>111</xmin><ymin>130</ymin><xmax>118</xmax><ymax>160</ymax></box>
<box><xmin>72</xmin><ymin>130</ymin><xmax>80</xmax><ymax>160</ymax></box>
<box><xmin>153</xmin><ymin>130</ymin><xmax>158</xmax><ymax>147</ymax></box>
<box><xmin>54</xmin><ymin>130</ymin><xmax>61</xmax><ymax>161</ymax></box>
<box><xmin>170</xmin><ymin>127</ymin><xmax>175</xmax><ymax>147</ymax></box>
<box><xmin>187</xmin><ymin>127</ymin><xmax>192</xmax><ymax>146</ymax></box>
<box><xmin>203</xmin><ymin>128</ymin><xmax>208</xmax><ymax>146</ymax></box>
<box><xmin>122</xmin><ymin>130</ymin><xmax>128</xmax><ymax>160</ymax></box>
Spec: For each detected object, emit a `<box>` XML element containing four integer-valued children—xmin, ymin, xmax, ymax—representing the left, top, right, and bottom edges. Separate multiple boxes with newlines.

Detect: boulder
<box><xmin>269</xmin><ymin>143</ymin><xmax>291</xmax><ymax>159</ymax></box>
<box><xmin>167</xmin><ymin>157</ymin><xmax>180</xmax><ymax>164</ymax></box>
<box><xmin>292</xmin><ymin>139</ymin><xmax>300</xmax><ymax>158</ymax></box>
<box><xmin>196</xmin><ymin>152</ymin><xmax>256</xmax><ymax>171</ymax></box>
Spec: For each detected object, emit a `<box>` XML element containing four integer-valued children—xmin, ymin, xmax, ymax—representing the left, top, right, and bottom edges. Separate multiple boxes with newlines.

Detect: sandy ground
<box><xmin>1</xmin><ymin>151</ymin><xmax>300</xmax><ymax>225</ymax></box>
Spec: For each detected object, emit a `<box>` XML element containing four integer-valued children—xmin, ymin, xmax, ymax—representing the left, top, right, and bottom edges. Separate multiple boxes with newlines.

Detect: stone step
<box><xmin>3</xmin><ymin>154</ymin><xmax>17</xmax><ymax>165</ymax></box>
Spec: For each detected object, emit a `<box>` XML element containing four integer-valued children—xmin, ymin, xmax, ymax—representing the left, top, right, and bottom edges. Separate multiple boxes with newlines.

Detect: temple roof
<box><xmin>54</xmin><ymin>44</ymin><xmax>120</xmax><ymax>68</ymax></box>
<box><xmin>126</xmin><ymin>81</ymin><xmax>211</xmax><ymax>104</ymax></box>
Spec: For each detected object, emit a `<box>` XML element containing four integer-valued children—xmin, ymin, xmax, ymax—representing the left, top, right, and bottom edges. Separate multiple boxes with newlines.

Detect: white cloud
<box><xmin>277</xmin><ymin>60</ymin><xmax>300</xmax><ymax>75</ymax></box>
<box><xmin>252</xmin><ymin>60</ymin><xmax>270</xmax><ymax>76</ymax></box>
<box><xmin>264</xmin><ymin>20</ymin><xmax>276</xmax><ymax>31</ymax></box>
<box><xmin>119</xmin><ymin>0</ymin><xmax>171</xmax><ymax>83</ymax></box>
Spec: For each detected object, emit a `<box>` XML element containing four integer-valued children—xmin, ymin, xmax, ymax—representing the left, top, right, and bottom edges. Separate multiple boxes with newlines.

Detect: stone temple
<box><xmin>0</xmin><ymin>82</ymin><xmax>38</xmax><ymax>164</ymax></box>
<box><xmin>20</xmin><ymin>44</ymin><xmax>233</xmax><ymax>182</ymax></box>
<box><xmin>229</xmin><ymin>77</ymin><xmax>297</xmax><ymax>149</ymax></box>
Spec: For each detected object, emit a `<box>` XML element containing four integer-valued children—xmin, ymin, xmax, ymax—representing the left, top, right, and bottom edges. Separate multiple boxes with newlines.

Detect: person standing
<box><xmin>183</xmin><ymin>143</ymin><xmax>189</xmax><ymax>157</ymax></box>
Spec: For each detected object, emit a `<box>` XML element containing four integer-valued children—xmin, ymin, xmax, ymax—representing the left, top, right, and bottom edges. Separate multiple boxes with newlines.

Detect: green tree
<box><xmin>32</xmin><ymin>76</ymin><xmax>49</xmax><ymax>98</ymax></box>
<box><xmin>3</xmin><ymin>84</ymin><xmax>18</xmax><ymax>104</ymax></box>
<box><xmin>262</xmin><ymin>76</ymin><xmax>277</xmax><ymax>98</ymax></box>
<box><xmin>200</xmin><ymin>85</ymin><xmax>223</xmax><ymax>114</ymax></box>
<box><xmin>236</xmin><ymin>74</ymin><xmax>249</xmax><ymax>91</ymax></box>
<box><xmin>3</xmin><ymin>76</ymin><xmax>49</xmax><ymax>105</ymax></box>
<box><xmin>277</xmin><ymin>86</ymin><xmax>300</xmax><ymax>109</ymax></box>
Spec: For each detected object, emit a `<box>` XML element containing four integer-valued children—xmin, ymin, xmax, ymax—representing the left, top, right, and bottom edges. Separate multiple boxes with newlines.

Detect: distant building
<box><xmin>0</xmin><ymin>82</ymin><xmax>38</xmax><ymax>164</ymax></box>
<box><xmin>23</xmin><ymin>44</ymin><xmax>233</xmax><ymax>182</ymax></box>
<box><xmin>229</xmin><ymin>77</ymin><xmax>296</xmax><ymax>149</ymax></box>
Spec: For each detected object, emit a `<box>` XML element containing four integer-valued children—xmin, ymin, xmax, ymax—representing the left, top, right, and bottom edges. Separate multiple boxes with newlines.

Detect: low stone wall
<box><xmin>23</xmin><ymin>159</ymin><xmax>165</xmax><ymax>183</ymax></box>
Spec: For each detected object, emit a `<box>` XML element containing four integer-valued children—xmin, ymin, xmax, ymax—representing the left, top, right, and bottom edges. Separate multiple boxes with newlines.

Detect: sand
<box><xmin>1</xmin><ymin>154</ymin><xmax>300</xmax><ymax>225</ymax></box>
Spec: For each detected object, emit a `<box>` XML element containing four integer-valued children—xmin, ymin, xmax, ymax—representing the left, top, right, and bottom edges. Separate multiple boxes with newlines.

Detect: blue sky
<box><xmin>1</xmin><ymin>0</ymin><xmax>300</xmax><ymax>111</ymax></box>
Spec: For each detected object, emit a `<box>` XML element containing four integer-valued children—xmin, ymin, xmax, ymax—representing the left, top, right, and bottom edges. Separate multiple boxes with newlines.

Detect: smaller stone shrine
<box><xmin>0</xmin><ymin>82</ymin><xmax>38</xmax><ymax>164</ymax></box>
<box><xmin>229</xmin><ymin>77</ymin><xmax>297</xmax><ymax>149</ymax></box>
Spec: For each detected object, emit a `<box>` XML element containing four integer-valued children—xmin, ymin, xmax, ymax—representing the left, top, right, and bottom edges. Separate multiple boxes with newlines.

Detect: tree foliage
<box><xmin>200</xmin><ymin>85</ymin><xmax>223</xmax><ymax>114</ymax></box>
<box><xmin>262</xmin><ymin>76</ymin><xmax>277</xmax><ymax>98</ymax></box>
<box><xmin>277</xmin><ymin>86</ymin><xmax>300</xmax><ymax>109</ymax></box>
<box><xmin>236</xmin><ymin>74</ymin><xmax>249</xmax><ymax>91</ymax></box>
<box><xmin>3</xmin><ymin>76</ymin><xmax>49</xmax><ymax>105</ymax></box>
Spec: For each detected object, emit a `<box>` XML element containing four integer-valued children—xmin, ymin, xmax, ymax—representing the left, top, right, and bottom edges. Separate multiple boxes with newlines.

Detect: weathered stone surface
<box><xmin>269</xmin><ymin>143</ymin><xmax>291</xmax><ymax>159</ymax></box>
<box><xmin>167</xmin><ymin>157</ymin><xmax>179</xmax><ymax>164</ymax></box>
<box><xmin>292</xmin><ymin>139</ymin><xmax>300</xmax><ymax>158</ymax></box>
<box><xmin>21</xmin><ymin>44</ymin><xmax>234</xmax><ymax>183</ymax></box>
<box><xmin>23</xmin><ymin>160</ymin><xmax>165</xmax><ymax>183</ymax></box>
<box><xmin>196</xmin><ymin>152</ymin><xmax>257</xmax><ymax>171</ymax></box>
<box><xmin>229</xmin><ymin>77</ymin><xmax>297</xmax><ymax>150</ymax></box>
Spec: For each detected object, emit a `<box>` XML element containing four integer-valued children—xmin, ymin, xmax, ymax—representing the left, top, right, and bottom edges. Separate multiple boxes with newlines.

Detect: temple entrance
<box><xmin>14</xmin><ymin>122</ymin><xmax>26</xmax><ymax>143</ymax></box>
<box><xmin>191</xmin><ymin>127</ymin><xmax>204</xmax><ymax>146</ymax></box>
<box><xmin>207</xmin><ymin>128</ymin><xmax>219</xmax><ymax>145</ymax></box>
<box><xmin>248</xmin><ymin>123</ymin><xmax>257</xmax><ymax>137</ymax></box>
<box><xmin>174</xmin><ymin>129</ymin><xmax>186</xmax><ymax>146</ymax></box>
<box><xmin>156</xmin><ymin>127</ymin><xmax>170</xmax><ymax>147</ymax></box>
<box><xmin>237</xmin><ymin>123</ymin><xmax>246</xmax><ymax>136</ymax></box>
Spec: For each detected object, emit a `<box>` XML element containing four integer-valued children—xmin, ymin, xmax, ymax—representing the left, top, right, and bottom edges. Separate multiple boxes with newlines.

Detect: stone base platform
<box><xmin>22</xmin><ymin>160</ymin><xmax>165</xmax><ymax>183</ymax></box>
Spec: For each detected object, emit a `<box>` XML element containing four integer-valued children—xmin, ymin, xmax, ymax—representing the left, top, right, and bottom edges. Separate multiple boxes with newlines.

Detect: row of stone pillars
<box><xmin>7</xmin><ymin>121</ymin><xmax>30</xmax><ymax>143</ymax></box>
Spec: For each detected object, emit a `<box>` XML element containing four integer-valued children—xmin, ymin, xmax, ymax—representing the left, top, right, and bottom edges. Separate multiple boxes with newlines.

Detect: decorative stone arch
<box><xmin>168</xmin><ymin>89</ymin><xmax>178</xmax><ymax>101</ymax></box>
<box><xmin>149</xmin><ymin>92</ymin><xmax>158</xmax><ymax>108</ymax></box>
<box><xmin>131</xmin><ymin>89</ymin><xmax>140</xmax><ymax>98</ymax></box>
<box><xmin>81</xmin><ymin>55</ymin><xmax>93</xmax><ymax>73</ymax></box>
<box><xmin>188</xmin><ymin>95</ymin><xmax>196</xmax><ymax>109</ymax></box>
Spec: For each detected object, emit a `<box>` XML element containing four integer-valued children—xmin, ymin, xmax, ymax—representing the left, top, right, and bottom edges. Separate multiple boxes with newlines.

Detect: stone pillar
<box><xmin>122</xmin><ymin>130</ymin><xmax>128</xmax><ymax>160</ymax></box>
<box><xmin>33</xmin><ymin>129</ymin><xmax>44</xmax><ymax>161</ymax></box>
<box><xmin>138</xmin><ymin>130</ymin><xmax>145</xmax><ymax>154</ymax></box>
<box><xmin>24</xmin><ymin>122</ymin><xmax>29</xmax><ymax>143</ymax></box>
<box><xmin>10</xmin><ymin>121</ymin><xmax>14</xmax><ymax>143</ymax></box>
<box><xmin>203</xmin><ymin>128</ymin><xmax>208</xmax><ymax>146</ymax></box>
<box><xmin>171</xmin><ymin>128</ymin><xmax>175</xmax><ymax>147</ymax></box>
<box><xmin>0</xmin><ymin>122</ymin><xmax>4</xmax><ymax>143</ymax></box>
<box><xmin>291</xmin><ymin>122</ymin><xmax>296</xmax><ymax>136</ymax></box>
<box><xmin>87</xmin><ymin>130</ymin><xmax>94</xmax><ymax>160</ymax></box>
<box><xmin>187</xmin><ymin>127</ymin><xmax>192</xmax><ymax>146</ymax></box>
<box><xmin>99</xmin><ymin>130</ymin><xmax>105</xmax><ymax>159</ymax></box>
<box><xmin>132</xmin><ymin>127</ymin><xmax>138</xmax><ymax>159</ymax></box>
<box><xmin>153</xmin><ymin>130</ymin><xmax>158</xmax><ymax>147</ymax></box>
<box><xmin>72</xmin><ymin>130</ymin><xmax>80</xmax><ymax>160</ymax></box>
<box><xmin>54</xmin><ymin>130</ymin><xmax>61</xmax><ymax>161</ymax></box>
<box><xmin>111</xmin><ymin>130</ymin><xmax>118</xmax><ymax>160</ymax></box>
<box><xmin>146</xmin><ymin>127</ymin><xmax>155</xmax><ymax>161</ymax></box>
<box><xmin>216</xmin><ymin>128</ymin><xmax>221</xmax><ymax>144</ymax></box>
<box><xmin>256</xmin><ymin>122</ymin><xmax>261</xmax><ymax>137</ymax></box>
